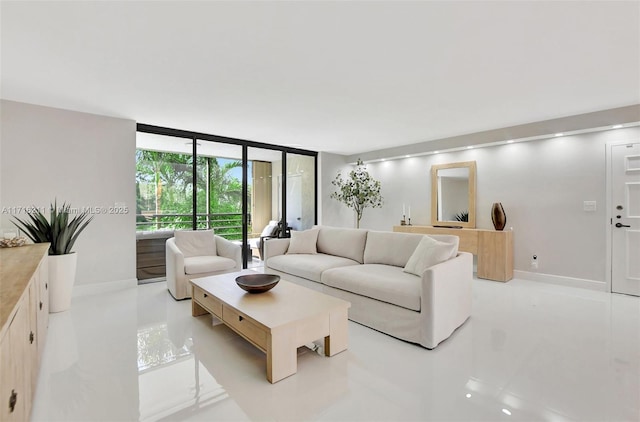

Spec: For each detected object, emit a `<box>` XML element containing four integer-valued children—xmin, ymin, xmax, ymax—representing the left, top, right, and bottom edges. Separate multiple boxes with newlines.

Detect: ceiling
<box><xmin>2</xmin><ymin>1</ymin><xmax>639</xmax><ymax>156</ymax></box>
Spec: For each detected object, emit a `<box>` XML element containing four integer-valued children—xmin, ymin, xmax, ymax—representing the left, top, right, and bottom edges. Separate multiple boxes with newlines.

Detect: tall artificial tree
<box><xmin>330</xmin><ymin>159</ymin><xmax>383</xmax><ymax>228</ymax></box>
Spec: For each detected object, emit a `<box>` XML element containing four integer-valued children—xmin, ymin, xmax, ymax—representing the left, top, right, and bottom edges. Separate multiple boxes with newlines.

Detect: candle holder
<box><xmin>400</xmin><ymin>215</ymin><xmax>406</xmax><ymax>225</ymax></box>
<box><xmin>407</xmin><ymin>217</ymin><xmax>412</xmax><ymax>226</ymax></box>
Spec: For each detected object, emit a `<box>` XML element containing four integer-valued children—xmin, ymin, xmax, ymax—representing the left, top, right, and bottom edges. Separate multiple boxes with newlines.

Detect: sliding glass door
<box><xmin>193</xmin><ymin>142</ymin><xmax>243</xmax><ymax>238</ymax></box>
<box><xmin>135</xmin><ymin>124</ymin><xmax>317</xmax><ymax>279</ymax></box>
<box><xmin>136</xmin><ymin>133</ymin><xmax>243</xmax><ymax>235</ymax></box>
<box><xmin>246</xmin><ymin>147</ymin><xmax>283</xmax><ymax>268</ymax></box>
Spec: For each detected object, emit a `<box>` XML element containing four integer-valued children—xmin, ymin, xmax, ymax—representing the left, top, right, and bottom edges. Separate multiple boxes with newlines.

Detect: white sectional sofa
<box><xmin>263</xmin><ymin>226</ymin><xmax>472</xmax><ymax>349</ymax></box>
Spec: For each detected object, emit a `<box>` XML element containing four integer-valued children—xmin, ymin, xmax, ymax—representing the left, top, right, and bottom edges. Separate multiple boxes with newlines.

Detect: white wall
<box><xmin>0</xmin><ymin>100</ymin><xmax>137</xmax><ymax>286</ymax></box>
<box><xmin>3</xmin><ymin>99</ymin><xmax>636</xmax><ymax>288</ymax></box>
<box><xmin>320</xmin><ymin>127</ymin><xmax>640</xmax><ymax>285</ymax></box>
<box><xmin>318</xmin><ymin>152</ymin><xmax>354</xmax><ymax>227</ymax></box>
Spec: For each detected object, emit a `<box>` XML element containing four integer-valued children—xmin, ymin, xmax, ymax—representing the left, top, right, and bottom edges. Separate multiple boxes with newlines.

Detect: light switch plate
<box><xmin>583</xmin><ymin>201</ymin><xmax>597</xmax><ymax>212</ymax></box>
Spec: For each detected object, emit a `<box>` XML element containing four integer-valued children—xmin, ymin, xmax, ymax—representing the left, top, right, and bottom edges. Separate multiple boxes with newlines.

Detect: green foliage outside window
<box><xmin>136</xmin><ymin>149</ymin><xmax>249</xmax><ymax>240</ymax></box>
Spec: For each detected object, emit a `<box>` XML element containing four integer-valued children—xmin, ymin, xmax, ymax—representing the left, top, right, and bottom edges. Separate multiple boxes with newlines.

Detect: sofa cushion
<box><xmin>403</xmin><ymin>236</ymin><xmax>457</xmax><ymax>276</ymax></box>
<box><xmin>267</xmin><ymin>253</ymin><xmax>359</xmax><ymax>283</ymax></box>
<box><xmin>175</xmin><ymin>230</ymin><xmax>216</xmax><ymax>258</ymax></box>
<box><xmin>316</xmin><ymin>226</ymin><xmax>368</xmax><ymax>264</ymax></box>
<box><xmin>322</xmin><ymin>264</ymin><xmax>422</xmax><ymax>311</ymax></box>
<box><xmin>364</xmin><ymin>231</ymin><xmax>424</xmax><ymax>267</ymax></box>
<box><xmin>184</xmin><ymin>256</ymin><xmax>236</xmax><ymax>274</ymax></box>
<box><xmin>287</xmin><ymin>228</ymin><xmax>319</xmax><ymax>254</ymax></box>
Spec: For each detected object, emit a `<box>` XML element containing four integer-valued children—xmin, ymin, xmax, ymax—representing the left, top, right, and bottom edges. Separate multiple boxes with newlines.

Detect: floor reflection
<box><xmin>137</xmin><ymin>323</ymin><xmax>191</xmax><ymax>373</ymax></box>
<box><xmin>136</xmin><ymin>321</ymin><xmax>250</xmax><ymax>421</ymax></box>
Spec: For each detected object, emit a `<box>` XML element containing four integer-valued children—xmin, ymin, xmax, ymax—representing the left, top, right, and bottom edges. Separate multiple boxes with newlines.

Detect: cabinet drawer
<box><xmin>192</xmin><ymin>286</ymin><xmax>222</xmax><ymax>318</ymax></box>
<box><xmin>222</xmin><ymin>305</ymin><xmax>267</xmax><ymax>351</ymax></box>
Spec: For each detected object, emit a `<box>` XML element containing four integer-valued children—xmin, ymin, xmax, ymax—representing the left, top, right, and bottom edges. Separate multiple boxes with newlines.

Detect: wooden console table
<box><xmin>393</xmin><ymin>226</ymin><xmax>513</xmax><ymax>282</ymax></box>
<box><xmin>1</xmin><ymin>244</ymin><xmax>49</xmax><ymax>421</ymax></box>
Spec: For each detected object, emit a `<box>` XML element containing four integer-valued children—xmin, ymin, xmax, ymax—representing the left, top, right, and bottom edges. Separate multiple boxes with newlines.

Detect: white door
<box><xmin>611</xmin><ymin>142</ymin><xmax>640</xmax><ymax>296</ymax></box>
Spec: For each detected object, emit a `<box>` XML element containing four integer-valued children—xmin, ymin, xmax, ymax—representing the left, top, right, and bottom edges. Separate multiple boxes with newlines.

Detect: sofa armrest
<box><xmin>166</xmin><ymin>237</ymin><xmax>184</xmax><ymax>287</ymax></box>
<box><xmin>420</xmin><ymin>251</ymin><xmax>473</xmax><ymax>348</ymax></box>
<box><xmin>215</xmin><ymin>235</ymin><xmax>242</xmax><ymax>269</ymax></box>
<box><xmin>263</xmin><ymin>238</ymin><xmax>290</xmax><ymax>261</ymax></box>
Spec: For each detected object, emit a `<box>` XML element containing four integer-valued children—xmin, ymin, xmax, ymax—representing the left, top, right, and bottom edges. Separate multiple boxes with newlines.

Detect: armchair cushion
<box><xmin>184</xmin><ymin>256</ymin><xmax>237</xmax><ymax>274</ymax></box>
<box><xmin>175</xmin><ymin>230</ymin><xmax>216</xmax><ymax>258</ymax></box>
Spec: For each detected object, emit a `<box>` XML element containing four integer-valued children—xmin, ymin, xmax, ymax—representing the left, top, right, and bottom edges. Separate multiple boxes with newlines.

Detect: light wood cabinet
<box><xmin>0</xmin><ymin>244</ymin><xmax>49</xmax><ymax>421</ymax></box>
<box><xmin>0</xmin><ymin>293</ymin><xmax>30</xmax><ymax>421</ymax></box>
<box><xmin>393</xmin><ymin>226</ymin><xmax>514</xmax><ymax>282</ymax></box>
<box><xmin>36</xmin><ymin>259</ymin><xmax>49</xmax><ymax>361</ymax></box>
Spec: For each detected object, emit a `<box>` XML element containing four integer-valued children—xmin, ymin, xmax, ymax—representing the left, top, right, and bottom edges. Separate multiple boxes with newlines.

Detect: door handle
<box><xmin>615</xmin><ymin>222</ymin><xmax>631</xmax><ymax>228</ymax></box>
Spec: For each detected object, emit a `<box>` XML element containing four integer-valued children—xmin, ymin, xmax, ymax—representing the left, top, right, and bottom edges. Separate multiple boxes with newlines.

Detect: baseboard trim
<box><xmin>513</xmin><ymin>270</ymin><xmax>607</xmax><ymax>292</ymax></box>
<box><xmin>73</xmin><ymin>278</ymin><xmax>138</xmax><ymax>298</ymax></box>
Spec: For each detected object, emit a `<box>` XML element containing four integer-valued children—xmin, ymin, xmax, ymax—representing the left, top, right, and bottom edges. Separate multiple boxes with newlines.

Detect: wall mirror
<box><xmin>430</xmin><ymin>161</ymin><xmax>476</xmax><ymax>228</ymax></box>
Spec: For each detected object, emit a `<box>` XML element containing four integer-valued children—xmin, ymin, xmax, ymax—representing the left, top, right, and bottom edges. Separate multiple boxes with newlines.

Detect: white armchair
<box><xmin>166</xmin><ymin>230</ymin><xmax>241</xmax><ymax>300</ymax></box>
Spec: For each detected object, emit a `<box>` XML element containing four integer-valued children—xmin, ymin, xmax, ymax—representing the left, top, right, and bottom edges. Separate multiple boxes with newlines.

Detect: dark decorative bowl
<box><xmin>235</xmin><ymin>274</ymin><xmax>280</xmax><ymax>294</ymax></box>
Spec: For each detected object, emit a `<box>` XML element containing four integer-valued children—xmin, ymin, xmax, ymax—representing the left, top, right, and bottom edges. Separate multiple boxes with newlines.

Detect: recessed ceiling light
<box><xmin>380</xmin><ymin>159</ymin><xmax>386</xmax><ymax>162</ymax></box>
<box><xmin>405</xmin><ymin>155</ymin><xmax>411</xmax><ymax>158</ymax></box>
<box><xmin>465</xmin><ymin>393</ymin><xmax>472</xmax><ymax>398</ymax></box>
<box><xmin>502</xmin><ymin>409</ymin><xmax>512</xmax><ymax>416</ymax></box>
<box><xmin>612</xmin><ymin>124</ymin><xmax>623</xmax><ymax>129</ymax></box>
<box><xmin>433</xmin><ymin>151</ymin><xmax>439</xmax><ymax>154</ymax></box>
<box><xmin>467</xmin><ymin>146</ymin><xmax>474</xmax><ymax>149</ymax></box>
<box><xmin>507</xmin><ymin>140</ymin><xmax>514</xmax><ymax>144</ymax></box>
<box><xmin>554</xmin><ymin>133</ymin><xmax>563</xmax><ymax>137</ymax></box>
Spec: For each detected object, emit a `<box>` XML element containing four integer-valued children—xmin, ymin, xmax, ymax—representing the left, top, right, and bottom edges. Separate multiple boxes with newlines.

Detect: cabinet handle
<box><xmin>29</xmin><ymin>331</ymin><xmax>34</xmax><ymax>344</ymax></box>
<box><xmin>203</xmin><ymin>293</ymin><xmax>208</xmax><ymax>298</ymax></box>
<box><xmin>45</xmin><ymin>283</ymin><xmax>48</xmax><ymax>290</ymax></box>
<box><xmin>39</xmin><ymin>301</ymin><xmax>43</xmax><ymax>311</ymax></box>
<box><xmin>238</xmin><ymin>315</ymin><xmax>244</xmax><ymax>322</ymax></box>
<box><xmin>9</xmin><ymin>389</ymin><xmax>17</xmax><ymax>413</ymax></box>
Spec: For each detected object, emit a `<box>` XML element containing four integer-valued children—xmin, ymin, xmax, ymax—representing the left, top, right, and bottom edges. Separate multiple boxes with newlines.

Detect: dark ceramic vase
<box><xmin>491</xmin><ymin>202</ymin><xmax>506</xmax><ymax>231</ymax></box>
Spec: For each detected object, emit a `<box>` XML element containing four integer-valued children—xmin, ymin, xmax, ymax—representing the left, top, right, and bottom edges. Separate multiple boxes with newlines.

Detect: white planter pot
<box><xmin>48</xmin><ymin>253</ymin><xmax>78</xmax><ymax>313</ymax></box>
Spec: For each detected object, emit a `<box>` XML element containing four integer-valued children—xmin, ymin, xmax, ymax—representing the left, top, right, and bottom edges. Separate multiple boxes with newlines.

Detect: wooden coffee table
<box><xmin>190</xmin><ymin>270</ymin><xmax>351</xmax><ymax>383</ymax></box>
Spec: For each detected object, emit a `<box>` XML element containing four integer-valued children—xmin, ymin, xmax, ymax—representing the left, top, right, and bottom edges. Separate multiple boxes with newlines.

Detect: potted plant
<box><xmin>454</xmin><ymin>211</ymin><xmax>469</xmax><ymax>222</ymax></box>
<box><xmin>12</xmin><ymin>201</ymin><xmax>93</xmax><ymax>312</ymax></box>
<box><xmin>330</xmin><ymin>159</ymin><xmax>383</xmax><ymax>228</ymax></box>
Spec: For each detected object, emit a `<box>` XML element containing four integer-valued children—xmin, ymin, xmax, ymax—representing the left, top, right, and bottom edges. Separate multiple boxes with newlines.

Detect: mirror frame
<box><xmin>430</xmin><ymin>161</ymin><xmax>477</xmax><ymax>228</ymax></box>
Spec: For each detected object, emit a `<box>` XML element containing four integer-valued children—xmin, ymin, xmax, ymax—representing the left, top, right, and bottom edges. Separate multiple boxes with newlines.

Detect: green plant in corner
<box><xmin>12</xmin><ymin>201</ymin><xmax>94</xmax><ymax>255</ymax></box>
<box><xmin>330</xmin><ymin>159</ymin><xmax>383</xmax><ymax>229</ymax></box>
<box><xmin>454</xmin><ymin>211</ymin><xmax>469</xmax><ymax>222</ymax></box>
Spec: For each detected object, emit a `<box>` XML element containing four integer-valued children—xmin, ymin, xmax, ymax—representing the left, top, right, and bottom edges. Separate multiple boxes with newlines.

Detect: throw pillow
<box><xmin>286</xmin><ymin>228</ymin><xmax>319</xmax><ymax>254</ymax></box>
<box><xmin>403</xmin><ymin>236</ymin><xmax>457</xmax><ymax>276</ymax></box>
<box><xmin>174</xmin><ymin>229</ymin><xmax>217</xmax><ymax>258</ymax></box>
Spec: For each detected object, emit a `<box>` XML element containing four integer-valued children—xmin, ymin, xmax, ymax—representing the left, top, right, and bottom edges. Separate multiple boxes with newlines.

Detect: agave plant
<box><xmin>454</xmin><ymin>211</ymin><xmax>469</xmax><ymax>222</ymax></box>
<box><xmin>12</xmin><ymin>201</ymin><xmax>93</xmax><ymax>255</ymax></box>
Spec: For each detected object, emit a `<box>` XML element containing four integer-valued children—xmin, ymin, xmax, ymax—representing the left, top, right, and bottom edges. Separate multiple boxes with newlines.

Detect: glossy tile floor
<box><xmin>32</xmin><ymin>277</ymin><xmax>639</xmax><ymax>421</ymax></box>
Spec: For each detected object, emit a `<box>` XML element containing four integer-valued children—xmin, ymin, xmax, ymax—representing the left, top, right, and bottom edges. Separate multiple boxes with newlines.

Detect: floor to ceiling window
<box><xmin>135</xmin><ymin>125</ymin><xmax>317</xmax><ymax>281</ymax></box>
